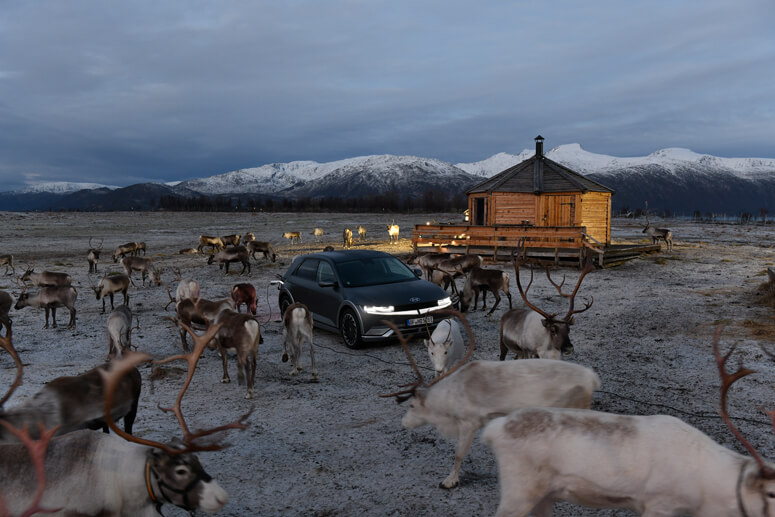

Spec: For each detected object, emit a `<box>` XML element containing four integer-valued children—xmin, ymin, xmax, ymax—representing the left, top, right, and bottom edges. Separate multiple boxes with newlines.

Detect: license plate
<box><xmin>407</xmin><ymin>315</ymin><xmax>433</xmax><ymax>327</ymax></box>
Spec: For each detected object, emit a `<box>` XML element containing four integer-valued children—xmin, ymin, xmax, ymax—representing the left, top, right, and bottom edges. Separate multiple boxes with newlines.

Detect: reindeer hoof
<box><xmin>245</xmin><ymin>391</ymin><xmax>253</xmax><ymax>399</ymax></box>
<box><xmin>311</xmin><ymin>374</ymin><xmax>319</xmax><ymax>383</ymax></box>
<box><xmin>221</xmin><ymin>378</ymin><xmax>230</xmax><ymax>384</ymax></box>
<box><xmin>440</xmin><ymin>479</ymin><xmax>459</xmax><ymax>489</ymax></box>
<box><xmin>282</xmin><ymin>353</ymin><xmax>289</xmax><ymax>362</ymax></box>
<box><xmin>290</xmin><ymin>369</ymin><xmax>299</xmax><ymax>376</ymax></box>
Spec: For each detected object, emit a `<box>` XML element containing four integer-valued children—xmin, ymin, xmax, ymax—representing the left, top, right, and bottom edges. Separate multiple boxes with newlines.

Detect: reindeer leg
<box><xmin>43</xmin><ymin>306</ymin><xmax>50</xmax><ymax>329</ymax></box>
<box><xmin>246</xmin><ymin>351</ymin><xmax>256</xmax><ymax>399</ymax></box>
<box><xmin>309</xmin><ymin>336</ymin><xmax>318</xmax><ymax>382</ymax></box>
<box><xmin>220</xmin><ymin>347</ymin><xmax>231</xmax><ymax>383</ymax></box>
<box><xmin>441</xmin><ymin>423</ymin><xmax>477</xmax><ymax>489</ymax></box>
<box><xmin>109</xmin><ymin>292</ymin><xmax>115</xmax><ymax>311</ymax></box>
<box><xmin>506</xmin><ymin>291</ymin><xmax>512</xmax><ymax>309</ymax></box>
<box><xmin>101</xmin><ymin>297</ymin><xmax>106</xmax><ymax>314</ymax></box>
<box><xmin>68</xmin><ymin>306</ymin><xmax>76</xmax><ymax>330</ymax></box>
<box><xmin>487</xmin><ymin>292</ymin><xmax>501</xmax><ymax>316</ymax></box>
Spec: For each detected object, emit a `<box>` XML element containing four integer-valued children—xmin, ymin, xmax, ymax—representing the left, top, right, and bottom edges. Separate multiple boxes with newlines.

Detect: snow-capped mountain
<box><xmin>16</xmin><ymin>181</ymin><xmax>118</xmax><ymax>194</ymax></box>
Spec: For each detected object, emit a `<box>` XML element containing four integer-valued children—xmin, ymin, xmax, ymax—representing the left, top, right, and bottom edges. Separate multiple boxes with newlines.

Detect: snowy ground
<box><xmin>2</xmin><ymin>211</ymin><xmax>775</xmax><ymax>516</ymax></box>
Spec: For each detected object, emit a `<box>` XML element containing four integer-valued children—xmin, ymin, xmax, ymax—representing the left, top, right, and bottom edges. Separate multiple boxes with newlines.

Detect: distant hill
<box><xmin>3</xmin><ymin>145</ymin><xmax>774</xmax><ymax>214</ymax></box>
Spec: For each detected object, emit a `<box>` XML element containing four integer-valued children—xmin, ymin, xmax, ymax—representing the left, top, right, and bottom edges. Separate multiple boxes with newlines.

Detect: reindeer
<box><xmin>197</xmin><ymin>235</ymin><xmax>224</xmax><ymax>254</ymax></box>
<box><xmin>134</xmin><ymin>241</ymin><xmax>146</xmax><ymax>255</ymax></box>
<box><xmin>211</xmin><ymin>309</ymin><xmax>262</xmax><ymax>399</ymax></box>
<box><xmin>221</xmin><ymin>234</ymin><xmax>241</xmax><ymax>247</ymax></box>
<box><xmin>283</xmin><ymin>231</ymin><xmax>302</xmax><ymax>245</ymax></box>
<box><xmin>459</xmin><ymin>266</ymin><xmax>512</xmax><ymax>315</ymax></box>
<box><xmin>179</xmin><ymin>247</ymin><xmax>199</xmax><ymax>255</ymax></box>
<box><xmin>121</xmin><ymin>256</ymin><xmax>160</xmax><ymax>286</ymax></box>
<box><xmin>424</xmin><ymin>318</ymin><xmax>464</xmax><ymax>377</ymax></box>
<box><xmin>241</xmin><ymin>232</ymin><xmax>256</xmax><ymax>245</ymax></box>
<box><xmin>481</xmin><ymin>327</ymin><xmax>775</xmax><ymax>517</ymax></box>
<box><xmin>343</xmin><ymin>227</ymin><xmax>354</xmax><ymax>249</ymax></box>
<box><xmin>281</xmin><ymin>302</ymin><xmax>317</xmax><ymax>381</ymax></box>
<box><xmin>172</xmin><ymin>297</ymin><xmax>233</xmax><ymax>350</ymax></box>
<box><xmin>312</xmin><ymin>227</ymin><xmax>325</xmax><ymax>242</ymax></box>
<box><xmin>231</xmin><ymin>282</ymin><xmax>257</xmax><ymax>315</ymax></box>
<box><xmin>247</xmin><ymin>240</ymin><xmax>276</xmax><ymax>262</ymax></box>
<box><xmin>407</xmin><ymin>252</ymin><xmax>457</xmax><ymax>281</ymax></box>
<box><xmin>642</xmin><ymin>214</ymin><xmax>673</xmax><ymax>251</ymax></box>
<box><xmin>107</xmin><ymin>304</ymin><xmax>135</xmax><ymax>359</ymax></box>
<box><xmin>87</xmin><ymin>237</ymin><xmax>104</xmax><ymax>273</ymax></box>
<box><xmin>89</xmin><ymin>272</ymin><xmax>130</xmax><ymax>313</ymax></box>
<box><xmin>357</xmin><ymin>225</ymin><xmax>367</xmax><ymax>241</ymax></box>
<box><xmin>499</xmin><ymin>251</ymin><xmax>594</xmax><ymax>360</ymax></box>
<box><xmin>0</xmin><ymin>290</ymin><xmax>13</xmax><ymax>330</ymax></box>
<box><xmin>208</xmin><ymin>245</ymin><xmax>251</xmax><ymax>275</ymax></box>
<box><xmin>112</xmin><ymin>241</ymin><xmax>138</xmax><ymax>262</ymax></box>
<box><xmin>14</xmin><ymin>285</ymin><xmax>78</xmax><ymax>329</ymax></box>
<box><xmin>381</xmin><ymin>311</ymin><xmax>600</xmax><ymax>489</ymax></box>
<box><xmin>20</xmin><ymin>266</ymin><xmax>72</xmax><ymax>287</ymax></box>
<box><xmin>0</xmin><ymin>321</ymin><xmax>247</xmax><ymax>516</ymax></box>
<box><xmin>387</xmin><ymin>221</ymin><xmax>400</xmax><ymax>244</ymax></box>
<box><xmin>0</xmin><ymin>254</ymin><xmax>14</xmax><ymax>276</ymax></box>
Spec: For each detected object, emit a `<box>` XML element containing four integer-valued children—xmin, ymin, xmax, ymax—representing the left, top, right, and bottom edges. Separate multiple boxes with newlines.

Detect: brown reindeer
<box><xmin>247</xmin><ymin>240</ymin><xmax>276</xmax><ymax>262</ymax></box>
<box><xmin>343</xmin><ymin>228</ymin><xmax>354</xmax><ymax>248</ymax></box>
<box><xmin>20</xmin><ymin>266</ymin><xmax>72</xmax><ymax>287</ymax></box>
<box><xmin>207</xmin><ymin>245</ymin><xmax>251</xmax><ymax>275</ymax></box>
<box><xmin>211</xmin><ymin>309</ymin><xmax>262</xmax><ymax>399</ymax></box>
<box><xmin>459</xmin><ymin>266</ymin><xmax>512</xmax><ymax>315</ymax></box>
<box><xmin>111</xmin><ymin>242</ymin><xmax>137</xmax><ymax>262</ymax></box>
<box><xmin>87</xmin><ymin>237</ymin><xmax>103</xmax><ymax>273</ymax></box>
<box><xmin>197</xmin><ymin>235</ymin><xmax>224</xmax><ymax>254</ymax></box>
<box><xmin>14</xmin><ymin>285</ymin><xmax>78</xmax><ymax>329</ymax></box>
<box><xmin>89</xmin><ymin>273</ymin><xmax>130</xmax><ymax>313</ymax></box>
<box><xmin>172</xmin><ymin>297</ymin><xmax>233</xmax><ymax>350</ymax></box>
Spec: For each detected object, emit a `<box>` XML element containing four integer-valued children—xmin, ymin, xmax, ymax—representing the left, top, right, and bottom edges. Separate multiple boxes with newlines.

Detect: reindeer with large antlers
<box><xmin>1</xmin><ymin>319</ymin><xmax>248</xmax><ymax>515</ymax></box>
<box><xmin>87</xmin><ymin>237</ymin><xmax>103</xmax><ymax>273</ymax></box>
<box><xmin>643</xmin><ymin>213</ymin><xmax>673</xmax><ymax>251</ymax></box>
<box><xmin>381</xmin><ymin>310</ymin><xmax>600</xmax><ymax>489</ymax></box>
<box><xmin>499</xmin><ymin>245</ymin><xmax>594</xmax><ymax>360</ymax></box>
<box><xmin>481</xmin><ymin>327</ymin><xmax>775</xmax><ymax>517</ymax></box>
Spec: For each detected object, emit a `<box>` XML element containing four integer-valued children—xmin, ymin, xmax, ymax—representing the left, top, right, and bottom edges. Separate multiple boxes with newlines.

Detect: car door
<box><xmin>311</xmin><ymin>260</ymin><xmax>341</xmax><ymax>328</ymax></box>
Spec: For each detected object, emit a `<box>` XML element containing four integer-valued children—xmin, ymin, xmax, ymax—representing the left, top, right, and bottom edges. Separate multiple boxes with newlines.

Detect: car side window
<box><xmin>295</xmin><ymin>259</ymin><xmax>319</xmax><ymax>281</ymax></box>
<box><xmin>317</xmin><ymin>261</ymin><xmax>335</xmax><ymax>284</ymax></box>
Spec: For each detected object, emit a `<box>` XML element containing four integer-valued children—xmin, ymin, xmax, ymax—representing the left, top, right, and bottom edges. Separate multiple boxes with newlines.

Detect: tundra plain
<box><xmin>2</xmin><ymin>211</ymin><xmax>775</xmax><ymax>516</ymax></box>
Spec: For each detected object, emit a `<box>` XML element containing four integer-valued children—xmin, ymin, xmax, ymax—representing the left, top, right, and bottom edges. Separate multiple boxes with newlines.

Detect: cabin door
<box><xmin>473</xmin><ymin>197</ymin><xmax>487</xmax><ymax>226</ymax></box>
<box><xmin>542</xmin><ymin>195</ymin><xmax>576</xmax><ymax>226</ymax></box>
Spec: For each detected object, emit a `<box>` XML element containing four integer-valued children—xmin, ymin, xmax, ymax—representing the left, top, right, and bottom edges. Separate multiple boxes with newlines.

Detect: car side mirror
<box><xmin>414</xmin><ymin>269</ymin><xmax>422</xmax><ymax>278</ymax></box>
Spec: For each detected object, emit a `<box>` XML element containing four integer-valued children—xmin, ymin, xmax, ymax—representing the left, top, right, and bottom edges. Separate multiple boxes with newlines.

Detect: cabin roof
<box><xmin>466</xmin><ymin>154</ymin><xmax>615</xmax><ymax>195</ymax></box>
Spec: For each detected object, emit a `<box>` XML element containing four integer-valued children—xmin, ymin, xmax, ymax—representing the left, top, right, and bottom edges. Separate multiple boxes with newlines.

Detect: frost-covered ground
<box><xmin>2</xmin><ymin>212</ymin><xmax>775</xmax><ymax>516</ymax></box>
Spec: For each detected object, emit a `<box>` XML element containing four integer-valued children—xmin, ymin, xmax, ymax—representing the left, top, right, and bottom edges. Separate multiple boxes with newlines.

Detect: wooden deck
<box><xmin>412</xmin><ymin>224</ymin><xmax>661</xmax><ymax>267</ymax></box>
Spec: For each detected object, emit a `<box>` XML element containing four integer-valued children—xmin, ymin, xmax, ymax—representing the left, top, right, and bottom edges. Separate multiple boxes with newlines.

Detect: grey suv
<box><xmin>277</xmin><ymin>250</ymin><xmax>453</xmax><ymax>348</ymax></box>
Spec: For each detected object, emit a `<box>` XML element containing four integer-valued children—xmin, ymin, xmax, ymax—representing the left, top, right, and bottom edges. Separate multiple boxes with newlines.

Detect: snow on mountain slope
<box><xmin>16</xmin><ymin>181</ymin><xmax>118</xmax><ymax>194</ymax></box>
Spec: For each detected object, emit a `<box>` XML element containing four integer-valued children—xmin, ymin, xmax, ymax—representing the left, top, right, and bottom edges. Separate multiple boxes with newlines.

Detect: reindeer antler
<box><xmin>545</xmin><ymin>266</ymin><xmax>570</xmax><ymax>298</ymax></box>
<box><xmin>0</xmin><ymin>321</ymin><xmax>22</xmax><ymax>408</ymax></box>
<box><xmin>512</xmin><ymin>242</ymin><xmax>556</xmax><ymax>321</ymax></box>
<box><xmin>380</xmin><ymin>310</ymin><xmax>475</xmax><ymax>402</ymax></box>
<box><xmin>100</xmin><ymin>313</ymin><xmax>250</xmax><ymax>454</ymax></box>
<box><xmin>563</xmin><ymin>257</ymin><xmax>595</xmax><ymax>322</ymax></box>
<box><xmin>713</xmin><ymin>326</ymin><xmax>775</xmax><ymax>478</ymax></box>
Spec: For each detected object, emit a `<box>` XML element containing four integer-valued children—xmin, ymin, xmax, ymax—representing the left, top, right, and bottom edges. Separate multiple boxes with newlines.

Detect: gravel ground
<box><xmin>2</xmin><ymin>211</ymin><xmax>775</xmax><ymax>516</ymax></box>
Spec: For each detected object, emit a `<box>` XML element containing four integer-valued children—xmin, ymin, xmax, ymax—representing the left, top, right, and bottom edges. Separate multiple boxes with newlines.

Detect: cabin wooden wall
<box><xmin>490</xmin><ymin>192</ymin><xmax>537</xmax><ymax>225</ymax></box>
<box><xmin>580</xmin><ymin>191</ymin><xmax>611</xmax><ymax>244</ymax></box>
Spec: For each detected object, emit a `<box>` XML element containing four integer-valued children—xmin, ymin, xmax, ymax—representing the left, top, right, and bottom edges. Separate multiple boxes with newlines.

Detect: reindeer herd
<box><xmin>1</xmin><ymin>214</ymin><xmax>774</xmax><ymax>517</ymax></box>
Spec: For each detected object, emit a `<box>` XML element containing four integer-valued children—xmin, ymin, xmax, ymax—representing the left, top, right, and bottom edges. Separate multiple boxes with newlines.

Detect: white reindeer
<box><xmin>387</xmin><ymin>221</ymin><xmax>399</xmax><ymax>244</ymax></box>
<box><xmin>424</xmin><ymin>319</ymin><xmax>464</xmax><ymax>377</ymax></box>
<box><xmin>281</xmin><ymin>302</ymin><xmax>317</xmax><ymax>381</ymax></box>
<box><xmin>481</xmin><ymin>327</ymin><xmax>775</xmax><ymax>517</ymax></box>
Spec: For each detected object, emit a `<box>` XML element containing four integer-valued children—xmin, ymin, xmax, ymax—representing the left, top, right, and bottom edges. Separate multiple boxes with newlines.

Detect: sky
<box><xmin>1</xmin><ymin>0</ymin><xmax>773</xmax><ymax>192</ymax></box>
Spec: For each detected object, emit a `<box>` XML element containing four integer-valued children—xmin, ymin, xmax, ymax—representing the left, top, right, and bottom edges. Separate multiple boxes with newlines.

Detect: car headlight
<box><xmin>437</xmin><ymin>297</ymin><xmax>452</xmax><ymax>308</ymax></box>
<box><xmin>363</xmin><ymin>305</ymin><xmax>395</xmax><ymax>314</ymax></box>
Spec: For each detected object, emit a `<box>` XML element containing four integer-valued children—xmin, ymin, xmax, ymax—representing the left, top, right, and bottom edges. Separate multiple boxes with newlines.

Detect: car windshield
<box><xmin>335</xmin><ymin>256</ymin><xmax>417</xmax><ymax>287</ymax></box>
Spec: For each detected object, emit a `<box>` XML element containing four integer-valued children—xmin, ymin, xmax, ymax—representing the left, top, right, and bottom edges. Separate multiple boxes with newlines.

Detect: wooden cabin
<box><xmin>466</xmin><ymin>135</ymin><xmax>614</xmax><ymax>245</ymax></box>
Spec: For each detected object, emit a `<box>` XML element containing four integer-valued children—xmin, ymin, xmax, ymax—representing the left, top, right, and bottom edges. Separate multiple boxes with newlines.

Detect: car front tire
<box><xmin>340</xmin><ymin>309</ymin><xmax>363</xmax><ymax>349</ymax></box>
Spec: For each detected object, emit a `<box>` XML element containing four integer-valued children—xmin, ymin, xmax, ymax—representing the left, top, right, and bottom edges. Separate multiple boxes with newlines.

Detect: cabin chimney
<box><xmin>535</xmin><ymin>135</ymin><xmax>544</xmax><ymax>158</ymax></box>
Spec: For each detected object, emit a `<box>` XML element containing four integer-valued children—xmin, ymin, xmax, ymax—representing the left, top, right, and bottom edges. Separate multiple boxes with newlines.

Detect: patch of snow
<box><xmin>16</xmin><ymin>181</ymin><xmax>118</xmax><ymax>194</ymax></box>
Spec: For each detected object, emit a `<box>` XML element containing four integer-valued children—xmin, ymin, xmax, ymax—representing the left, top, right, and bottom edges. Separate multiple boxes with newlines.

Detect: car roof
<box><xmin>297</xmin><ymin>249</ymin><xmax>395</xmax><ymax>264</ymax></box>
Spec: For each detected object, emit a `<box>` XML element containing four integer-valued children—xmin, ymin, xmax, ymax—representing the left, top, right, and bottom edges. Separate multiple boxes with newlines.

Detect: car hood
<box><xmin>345</xmin><ymin>278</ymin><xmax>448</xmax><ymax>307</ymax></box>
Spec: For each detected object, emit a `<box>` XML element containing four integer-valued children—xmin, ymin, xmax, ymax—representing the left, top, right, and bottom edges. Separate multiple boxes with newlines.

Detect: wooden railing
<box><xmin>412</xmin><ymin>224</ymin><xmax>588</xmax><ymax>253</ymax></box>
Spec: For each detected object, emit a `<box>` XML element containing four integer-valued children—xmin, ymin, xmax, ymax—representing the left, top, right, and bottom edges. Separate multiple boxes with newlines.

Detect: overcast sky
<box><xmin>1</xmin><ymin>1</ymin><xmax>773</xmax><ymax>191</ymax></box>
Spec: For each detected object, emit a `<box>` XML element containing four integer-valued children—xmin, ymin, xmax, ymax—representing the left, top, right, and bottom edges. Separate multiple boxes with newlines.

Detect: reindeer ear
<box><xmin>541</xmin><ymin>319</ymin><xmax>551</xmax><ymax>328</ymax></box>
<box><xmin>423</xmin><ymin>339</ymin><xmax>431</xmax><ymax>348</ymax></box>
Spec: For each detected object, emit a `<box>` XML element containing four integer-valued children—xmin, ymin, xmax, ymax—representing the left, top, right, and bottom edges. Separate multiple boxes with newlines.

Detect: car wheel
<box><xmin>340</xmin><ymin>309</ymin><xmax>363</xmax><ymax>349</ymax></box>
<box><xmin>279</xmin><ymin>294</ymin><xmax>292</xmax><ymax>318</ymax></box>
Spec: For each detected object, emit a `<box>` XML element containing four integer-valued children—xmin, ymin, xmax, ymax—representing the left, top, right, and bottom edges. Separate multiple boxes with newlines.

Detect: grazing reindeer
<box><xmin>343</xmin><ymin>228</ymin><xmax>354</xmax><ymax>249</ymax></box>
<box><xmin>179</xmin><ymin>247</ymin><xmax>199</xmax><ymax>255</ymax></box>
<box><xmin>197</xmin><ymin>235</ymin><xmax>224</xmax><ymax>254</ymax></box>
<box><xmin>407</xmin><ymin>252</ymin><xmax>456</xmax><ymax>281</ymax></box>
<box><xmin>221</xmin><ymin>234</ymin><xmax>241</xmax><ymax>247</ymax></box>
<box><xmin>0</xmin><ymin>254</ymin><xmax>14</xmax><ymax>275</ymax></box>
<box><xmin>133</xmin><ymin>241</ymin><xmax>146</xmax><ymax>255</ymax></box>
<box><xmin>481</xmin><ymin>327</ymin><xmax>775</xmax><ymax>517</ymax></box>
<box><xmin>381</xmin><ymin>311</ymin><xmax>600</xmax><ymax>489</ymax></box>
<box><xmin>211</xmin><ymin>309</ymin><xmax>262</xmax><ymax>399</ymax></box>
<box><xmin>357</xmin><ymin>225</ymin><xmax>367</xmax><ymax>241</ymax></box>
<box><xmin>424</xmin><ymin>318</ymin><xmax>464</xmax><ymax>377</ymax></box>
<box><xmin>121</xmin><ymin>256</ymin><xmax>159</xmax><ymax>286</ymax></box>
<box><xmin>387</xmin><ymin>221</ymin><xmax>400</xmax><ymax>244</ymax></box>
<box><xmin>208</xmin><ymin>245</ymin><xmax>251</xmax><ymax>275</ymax></box>
<box><xmin>247</xmin><ymin>240</ymin><xmax>276</xmax><ymax>262</ymax></box>
<box><xmin>283</xmin><ymin>231</ymin><xmax>302</xmax><ymax>245</ymax></box>
<box><xmin>111</xmin><ymin>241</ymin><xmax>137</xmax><ymax>262</ymax></box>
<box><xmin>642</xmin><ymin>214</ymin><xmax>673</xmax><ymax>251</ymax></box>
<box><xmin>241</xmin><ymin>232</ymin><xmax>256</xmax><ymax>244</ymax></box>
<box><xmin>231</xmin><ymin>282</ymin><xmax>257</xmax><ymax>315</ymax></box>
<box><xmin>500</xmin><ymin>251</ymin><xmax>594</xmax><ymax>360</ymax></box>
<box><xmin>281</xmin><ymin>302</ymin><xmax>317</xmax><ymax>381</ymax></box>
<box><xmin>173</xmin><ymin>297</ymin><xmax>233</xmax><ymax>350</ymax></box>
<box><xmin>14</xmin><ymin>285</ymin><xmax>78</xmax><ymax>329</ymax></box>
<box><xmin>89</xmin><ymin>273</ymin><xmax>130</xmax><ymax>313</ymax></box>
<box><xmin>107</xmin><ymin>304</ymin><xmax>135</xmax><ymax>359</ymax></box>
<box><xmin>0</xmin><ymin>323</ymin><xmax>247</xmax><ymax>516</ymax></box>
<box><xmin>459</xmin><ymin>266</ymin><xmax>512</xmax><ymax>315</ymax></box>
<box><xmin>312</xmin><ymin>227</ymin><xmax>325</xmax><ymax>242</ymax></box>
<box><xmin>21</xmin><ymin>266</ymin><xmax>72</xmax><ymax>287</ymax></box>
<box><xmin>87</xmin><ymin>237</ymin><xmax>103</xmax><ymax>273</ymax></box>
<box><xmin>0</xmin><ymin>290</ymin><xmax>13</xmax><ymax>329</ymax></box>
